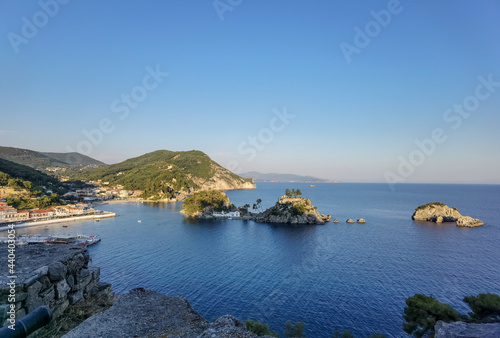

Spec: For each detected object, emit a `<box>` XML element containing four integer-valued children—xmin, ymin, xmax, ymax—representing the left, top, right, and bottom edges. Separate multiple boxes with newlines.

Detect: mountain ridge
<box><xmin>76</xmin><ymin>149</ymin><xmax>255</xmax><ymax>200</ymax></box>
<box><xmin>0</xmin><ymin>146</ymin><xmax>105</xmax><ymax>173</ymax></box>
<box><xmin>240</xmin><ymin>171</ymin><xmax>340</xmax><ymax>183</ymax></box>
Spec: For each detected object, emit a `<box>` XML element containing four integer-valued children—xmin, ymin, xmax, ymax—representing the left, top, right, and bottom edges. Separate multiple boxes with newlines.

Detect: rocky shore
<box><xmin>64</xmin><ymin>288</ymin><xmax>274</xmax><ymax>338</ymax></box>
<box><xmin>412</xmin><ymin>202</ymin><xmax>484</xmax><ymax>227</ymax></box>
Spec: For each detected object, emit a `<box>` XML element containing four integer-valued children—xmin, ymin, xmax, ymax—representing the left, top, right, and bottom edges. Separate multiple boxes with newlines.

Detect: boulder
<box><xmin>48</xmin><ymin>262</ymin><xmax>68</xmax><ymax>281</ymax></box>
<box><xmin>357</xmin><ymin>218</ymin><xmax>366</xmax><ymax>223</ymax></box>
<box><xmin>346</xmin><ymin>219</ymin><xmax>355</xmax><ymax>223</ymax></box>
<box><xmin>456</xmin><ymin>216</ymin><xmax>484</xmax><ymax>227</ymax></box>
<box><xmin>412</xmin><ymin>202</ymin><xmax>484</xmax><ymax>228</ymax></box>
<box><xmin>63</xmin><ymin>288</ymin><xmax>209</xmax><ymax>337</ymax></box>
<box><xmin>435</xmin><ymin>320</ymin><xmax>500</xmax><ymax>338</ymax></box>
<box><xmin>412</xmin><ymin>202</ymin><xmax>461</xmax><ymax>222</ymax></box>
<box><xmin>332</xmin><ymin>219</ymin><xmax>339</xmax><ymax>223</ymax></box>
<box><xmin>198</xmin><ymin>315</ymin><xmax>259</xmax><ymax>338</ymax></box>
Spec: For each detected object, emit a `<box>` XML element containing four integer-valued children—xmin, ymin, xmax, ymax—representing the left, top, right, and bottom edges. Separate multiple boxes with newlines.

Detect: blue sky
<box><xmin>1</xmin><ymin>0</ymin><xmax>499</xmax><ymax>183</ymax></box>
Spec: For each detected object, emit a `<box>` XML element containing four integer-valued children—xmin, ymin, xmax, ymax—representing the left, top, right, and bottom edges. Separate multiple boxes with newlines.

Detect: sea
<box><xmin>12</xmin><ymin>183</ymin><xmax>500</xmax><ymax>337</ymax></box>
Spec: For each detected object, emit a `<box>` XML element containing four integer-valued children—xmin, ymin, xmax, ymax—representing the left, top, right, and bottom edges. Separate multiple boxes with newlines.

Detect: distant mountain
<box><xmin>240</xmin><ymin>171</ymin><xmax>340</xmax><ymax>183</ymax></box>
<box><xmin>76</xmin><ymin>150</ymin><xmax>256</xmax><ymax>200</ymax></box>
<box><xmin>40</xmin><ymin>152</ymin><xmax>105</xmax><ymax>167</ymax></box>
<box><xmin>0</xmin><ymin>146</ymin><xmax>105</xmax><ymax>173</ymax></box>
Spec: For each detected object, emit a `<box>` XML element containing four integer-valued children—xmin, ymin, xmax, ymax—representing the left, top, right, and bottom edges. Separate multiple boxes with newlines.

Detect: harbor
<box><xmin>0</xmin><ymin>211</ymin><xmax>116</xmax><ymax>232</ymax></box>
<box><xmin>0</xmin><ymin>233</ymin><xmax>101</xmax><ymax>247</ymax></box>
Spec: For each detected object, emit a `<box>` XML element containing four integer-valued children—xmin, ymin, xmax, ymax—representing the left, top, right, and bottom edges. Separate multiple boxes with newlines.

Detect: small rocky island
<box><xmin>181</xmin><ymin>189</ymin><xmax>331</xmax><ymax>225</ymax></box>
<box><xmin>412</xmin><ymin>202</ymin><xmax>484</xmax><ymax>227</ymax></box>
<box><xmin>253</xmin><ymin>195</ymin><xmax>331</xmax><ymax>225</ymax></box>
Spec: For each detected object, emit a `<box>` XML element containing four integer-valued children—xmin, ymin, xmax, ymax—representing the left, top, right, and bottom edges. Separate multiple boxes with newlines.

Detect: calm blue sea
<box><xmin>14</xmin><ymin>183</ymin><xmax>500</xmax><ymax>337</ymax></box>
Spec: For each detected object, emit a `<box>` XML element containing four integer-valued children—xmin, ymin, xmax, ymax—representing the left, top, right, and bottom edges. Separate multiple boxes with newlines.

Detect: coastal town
<box><xmin>0</xmin><ymin>181</ymin><xmax>142</xmax><ymax>226</ymax></box>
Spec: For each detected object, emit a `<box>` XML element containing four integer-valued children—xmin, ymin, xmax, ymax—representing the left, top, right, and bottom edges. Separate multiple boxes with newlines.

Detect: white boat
<box><xmin>137</xmin><ymin>220</ymin><xmax>142</xmax><ymax>223</ymax></box>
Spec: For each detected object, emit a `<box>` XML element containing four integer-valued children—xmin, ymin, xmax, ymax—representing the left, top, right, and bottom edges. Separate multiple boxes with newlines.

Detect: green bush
<box><xmin>245</xmin><ymin>320</ymin><xmax>279</xmax><ymax>337</ymax></box>
<box><xmin>331</xmin><ymin>330</ymin><xmax>354</xmax><ymax>338</ymax></box>
<box><xmin>284</xmin><ymin>321</ymin><xmax>305</xmax><ymax>337</ymax></box>
<box><xmin>182</xmin><ymin>190</ymin><xmax>229</xmax><ymax>216</ymax></box>
<box><xmin>403</xmin><ymin>294</ymin><xmax>462</xmax><ymax>338</ymax></box>
<box><xmin>464</xmin><ymin>293</ymin><xmax>500</xmax><ymax>322</ymax></box>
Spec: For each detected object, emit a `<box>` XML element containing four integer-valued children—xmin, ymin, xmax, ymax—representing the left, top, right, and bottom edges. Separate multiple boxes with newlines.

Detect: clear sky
<box><xmin>1</xmin><ymin>0</ymin><xmax>499</xmax><ymax>183</ymax></box>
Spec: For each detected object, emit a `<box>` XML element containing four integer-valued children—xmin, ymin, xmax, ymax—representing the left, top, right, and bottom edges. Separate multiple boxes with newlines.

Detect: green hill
<box><xmin>0</xmin><ymin>158</ymin><xmax>67</xmax><ymax>208</ymax></box>
<box><xmin>76</xmin><ymin>150</ymin><xmax>255</xmax><ymax>200</ymax></box>
<box><xmin>0</xmin><ymin>146</ymin><xmax>105</xmax><ymax>173</ymax></box>
<box><xmin>0</xmin><ymin>157</ymin><xmax>61</xmax><ymax>189</ymax></box>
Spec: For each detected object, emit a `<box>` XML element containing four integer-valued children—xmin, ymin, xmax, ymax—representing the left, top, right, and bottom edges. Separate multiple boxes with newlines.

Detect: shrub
<box><xmin>464</xmin><ymin>293</ymin><xmax>500</xmax><ymax>322</ymax></box>
<box><xmin>245</xmin><ymin>320</ymin><xmax>279</xmax><ymax>337</ymax></box>
<box><xmin>182</xmin><ymin>190</ymin><xmax>229</xmax><ymax>216</ymax></box>
<box><xmin>403</xmin><ymin>294</ymin><xmax>462</xmax><ymax>338</ymax></box>
<box><xmin>331</xmin><ymin>330</ymin><xmax>354</xmax><ymax>338</ymax></box>
<box><xmin>284</xmin><ymin>321</ymin><xmax>305</xmax><ymax>337</ymax></box>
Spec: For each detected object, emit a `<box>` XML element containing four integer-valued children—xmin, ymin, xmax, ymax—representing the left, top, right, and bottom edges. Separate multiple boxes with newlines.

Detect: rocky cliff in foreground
<box><xmin>435</xmin><ymin>320</ymin><xmax>500</xmax><ymax>338</ymax></box>
<box><xmin>64</xmin><ymin>288</ymin><xmax>273</xmax><ymax>338</ymax></box>
<box><xmin>412</xmin><ymin>202</ymin><xmax>484</xmax><ymax>227</ymax></box>
<box><xmin>253</xmin><ymin>196</ymin><xmax>331</xmax><ymax>225</ymax></box>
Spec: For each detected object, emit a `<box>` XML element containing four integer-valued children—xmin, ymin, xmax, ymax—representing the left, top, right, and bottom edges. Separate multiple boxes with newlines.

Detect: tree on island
<box><xmin>285</xmin><ymin>189</ymin><xmax>302</xmax><ymax>197</ymax></box>
<box><xmin>182</xmin><ymin>190</ymin><xmax>229</xmax><ymax>216</ymax></box>
<box><xmin>253</xmin><ymin>198</ymin><xmax>263</xmax><ymax>212</ymax></box>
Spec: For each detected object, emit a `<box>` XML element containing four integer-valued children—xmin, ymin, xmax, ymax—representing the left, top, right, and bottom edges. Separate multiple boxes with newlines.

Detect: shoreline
<box><xmin>0</xmin><ymin>212</ymin><xmax>117</xmax><ymax>232</ymax></box>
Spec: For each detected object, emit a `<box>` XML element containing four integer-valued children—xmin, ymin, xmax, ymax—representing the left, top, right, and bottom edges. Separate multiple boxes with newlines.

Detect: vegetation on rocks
<box><xmin>464</xmin><ymin>293</ymin><xmax>500</xmax><ymax>322</ymax></box>
<box><xmin>403</xmin><ymin>293</ymin><xmax>500</xmax><ymax>337</ymax></box>
<box><xmin>415</xmin><ymin>202</ymin><xmax>447</xmax><ymax>211</ymax></box>
<box><xmin>284</xmin><ymin>321</ymin><xmax>305</xmax><ymax>338</ymax></box>
<box><xmin>181</xmin><ymin>190</ymin><xmax>230</xmax><ymax>216</ymax></box>
<box><xmin>245</xmin><ymin>320</ymin><xmax>279</xmax><ymax>337</ymax></box>
<box><xmin>403</xmin><ymin>294</ymin><xmax>462</xmax><ymax>337</ymax></box>
<box><xmin>253</xmin><ymin>190</ymin><xmax>330</xmax><ymax>225</ymax></box>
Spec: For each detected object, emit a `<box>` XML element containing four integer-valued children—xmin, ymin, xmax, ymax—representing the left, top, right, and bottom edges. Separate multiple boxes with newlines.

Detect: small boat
<box><xmin>94</xmin><ymin>219</ymin><xmax>100</xmax><ymax>222</ymax></box>
<box><xmin>137</xmin><ymin>220</ymin><xmax>142</xmax><ymax>223</ymax></box>
<box><xmin>62</xmin><ymin>225</ymin><xmax>68</xmax><ymax>228</ymax></box>
<box><xmin>310</xmin><ymin>185</ymin><xmax>315</xmax><ymax>188</ymax></box>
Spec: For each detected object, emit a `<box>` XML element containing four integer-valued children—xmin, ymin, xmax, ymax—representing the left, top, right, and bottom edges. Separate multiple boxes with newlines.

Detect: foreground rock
<box><xmin>412</xmin><ymin>202</ymin><xmax>484</xmax><ymax>227</ymax></box>
<box><xmin>435</xmin><ymin>320</ymin><xmax>500</xmax><ymax>338</ymax></box>
<box><xmin>65</xmin><ymin>288</ymin><xmax>268</xmax><ymax>338</ymax></box>
<box><xmin>253</xmin><ymin>196</ymin><xmax>331</xmax><ymax>225</ymax></box>
<box><xmin>0</xmin><ymin>244</ymin><xmax>107</xmax><ymax>328</ymax></box>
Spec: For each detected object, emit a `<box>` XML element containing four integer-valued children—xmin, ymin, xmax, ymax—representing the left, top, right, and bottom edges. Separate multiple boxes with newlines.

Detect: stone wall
<box><xmin>0</xmin><ymin>244</ymin><xmax>108</xmax><ymax>327</ymax></box>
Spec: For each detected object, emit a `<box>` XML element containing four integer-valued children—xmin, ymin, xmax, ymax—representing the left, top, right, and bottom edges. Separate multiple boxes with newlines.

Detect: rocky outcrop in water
<box><xmin>412</xmin><ymin>202</ymin><xmax>484</xmax><ymax>227</ymax></box>
<box><xmin>435</xmin><ymin>320</ymin><xmax>500</xmax><ymax>338</ymax></box>
<box><xmin>253</xmin><ymin>196</ymin><xmax>331</xmax><ymax>225</ymax></box>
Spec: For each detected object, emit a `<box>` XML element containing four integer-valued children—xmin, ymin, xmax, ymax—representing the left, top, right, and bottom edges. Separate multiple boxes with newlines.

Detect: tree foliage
<box><xmin>245</xmin><ymin>320</ymin><xmax>279</xmax><ymax>337</ymax></box>
<box><xmin>403</xmin><ymin>294</ymin><xmax>462</xmax><ymax>337</ymax></box>
<box><xmin>331</xmin><ymin>330</ymin><xmax>354</xmax><ymax>338</ymax></box>
<box><xmin>284</xmin><ymin>321</ymin><xmax>306</xmax><ymax>338</ymax></box>
<box><xmin>182</xmin><ymin>190</ymin><xmax>229</xmax><ymax>216</ymax></box>
<box><xmin>464</xmin><ymin>293</ymin><xmax>500</xmax><ymax>322</ymax></box>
